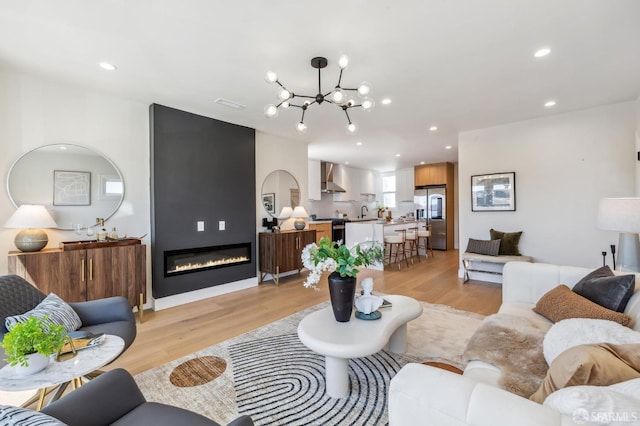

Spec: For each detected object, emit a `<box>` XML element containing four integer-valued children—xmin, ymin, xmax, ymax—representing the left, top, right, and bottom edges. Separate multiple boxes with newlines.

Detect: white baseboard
<box><xmin>152</xmin><ymin>276</ymin><xmax>259</xmax><ymax>311</ymax></box>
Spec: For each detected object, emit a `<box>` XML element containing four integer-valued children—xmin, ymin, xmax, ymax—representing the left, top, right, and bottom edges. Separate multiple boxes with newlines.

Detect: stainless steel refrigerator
<box><xmin>414</xmin><ymin>186</ymin><xmax>447</xmax><ymax>250</ymax></box>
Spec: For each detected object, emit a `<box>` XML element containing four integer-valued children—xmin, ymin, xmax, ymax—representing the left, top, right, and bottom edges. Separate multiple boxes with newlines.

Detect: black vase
<box><xmin>327</xmin><ymin>271</ymin><xmax>356</xmax><ymax>322</ymax></box>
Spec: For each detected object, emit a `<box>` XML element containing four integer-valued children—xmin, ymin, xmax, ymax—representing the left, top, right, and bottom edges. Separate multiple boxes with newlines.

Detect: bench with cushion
<box><xmin>462</xmin><ymin>229</ymin><xmax>532</xmax><ymax>283</ymax></box>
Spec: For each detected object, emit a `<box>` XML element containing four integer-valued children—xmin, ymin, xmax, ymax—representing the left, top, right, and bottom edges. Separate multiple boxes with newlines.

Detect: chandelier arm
<box><xmin>296</xmin><ymin>95</ymin><xmax>317</xmax><ymax>99</ymax></box>
<box><xmin>275</xmin><ymin>80</ymin><xmax>289</xmax><ymax>91</ymax></box>
<box><xmin>344</xmin><ymin>109</ymin><xmax>353</xmax><ymax>124</ymax></box>
<box><xmin>337</xmin><ymin>68</ymin><xmax>344</xmax><ymax>87</ymax></box>
<box><xmin>301</xmin><ymin>108</ymin><xmax>306</xmax><ymax>123</ymax></box>
<box><xmin>341</xmin><ymin>87</ymin><xmax>359</xmax><ymax>92</ymax></box>
<box><xmin>317</xmin><ymin>66</ymin><xmax>322</xmax><ymax>94</ymax></box>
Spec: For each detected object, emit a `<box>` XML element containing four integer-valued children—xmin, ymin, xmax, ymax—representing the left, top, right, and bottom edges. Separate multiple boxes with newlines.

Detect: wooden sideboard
<box><xmin>259</xmin><ymin>230</ymin><xmax>316</xmax><ymax>285</ymax></box>
<box><xmin>8</xmin><ymin>243</ymin><xmax>146</xmax><ymax>319</ymax></box>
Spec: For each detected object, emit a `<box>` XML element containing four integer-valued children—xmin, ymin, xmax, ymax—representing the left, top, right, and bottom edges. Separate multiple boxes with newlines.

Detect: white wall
<box><xmin>459</xmin><ymin>101</ymin><xmax>637</xmax><ymax>271</ymax></box>
<box><xmin>0</xmin><ymin>70</ymin><xmax>150</xmax><ymax>278</ymax></box>
<box><xmin>255</xmin><ymin>132</ymin><xmax>309</xmax><ymax>232</ymax></box>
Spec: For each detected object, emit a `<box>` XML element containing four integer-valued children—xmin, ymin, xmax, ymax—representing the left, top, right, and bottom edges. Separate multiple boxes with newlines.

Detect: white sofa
<box><xmin>389</xmin><ymin>262</ymin><xmax>640</xmax><ymax>426</ymax></box>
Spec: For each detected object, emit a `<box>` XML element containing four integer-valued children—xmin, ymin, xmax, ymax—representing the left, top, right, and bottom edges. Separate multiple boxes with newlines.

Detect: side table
<box><xmin>0</xmin><ymin>334</ymin><xmax>124</xmax><ymax>409</ymax></box>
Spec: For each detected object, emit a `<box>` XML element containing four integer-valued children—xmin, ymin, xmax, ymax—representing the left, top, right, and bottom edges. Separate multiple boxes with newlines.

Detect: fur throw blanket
<box><xmin>462</xmin><ymin>314</ymin><xmax>551</xmax><ymax>398</ymax></box>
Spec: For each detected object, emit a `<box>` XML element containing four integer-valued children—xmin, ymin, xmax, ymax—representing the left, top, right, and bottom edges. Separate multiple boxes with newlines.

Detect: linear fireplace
<box><xmin>164</xmin><ymin>243</ymin><xmax>251</xmax><ymax>277</ymax></box>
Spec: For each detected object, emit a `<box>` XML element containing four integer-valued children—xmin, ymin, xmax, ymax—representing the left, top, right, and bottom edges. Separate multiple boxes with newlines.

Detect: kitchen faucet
<box><xmin>361</xmin><ymin>205</ymin><xmax>369</xmax><ymax>218</ymax></box>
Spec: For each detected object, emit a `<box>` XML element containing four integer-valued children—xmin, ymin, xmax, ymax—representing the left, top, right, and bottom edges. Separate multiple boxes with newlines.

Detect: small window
<box><xmin>382</xmin><ymin>173</ymin><xmax>396</xmax><ymax>208</ymax></box>
<box><xmin>100</xmin><ymin>175</ymin><xmax>123</xmax><ymax>198</ymax></box>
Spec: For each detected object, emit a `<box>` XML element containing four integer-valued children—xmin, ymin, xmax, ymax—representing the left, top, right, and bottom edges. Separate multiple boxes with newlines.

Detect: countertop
<box><xmin>346</xmin><ymin>219</ymin><xmax>420</xmax><ymax>226</ymax></box>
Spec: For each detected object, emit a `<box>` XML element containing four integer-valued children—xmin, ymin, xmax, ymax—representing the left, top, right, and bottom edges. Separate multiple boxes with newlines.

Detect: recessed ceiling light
<box><xmin>445</xmin><ymin>145</ymin><xmax>452</xmax><ymax>150</ymax></box>
<box><xmin>99</xmin><ymin>62</ymin><xmax>117</xmax><ymax>71</ymax></box>
<box><xmin>381</xmin><ymin>98</ymin><xmax>392</xmax><ymax>105</ymax></box>
<box><xmin>544</xmin><ymin>100</ymin><xmax>557</xmax><ymax>108</ymax></box>
<box><xmin>215</xmin><ymin>98</ymin><xmax>247</xmax><ymax>110</ymax></box>
<box><xmin>534</xmin><ymin>47</ymin><xmax>551</xmax><ymax>58</ymax></box>
<box><xmin>420</xmin><ymin>161</ymin><xmax>425</xmax><ymax>165</ymax></box>
<box><xmin>356</xmin><ymin>141</ymin><xmax>363</xmax><ymax>146</ymax></box>
<box><xmin>59</xmin><ymin>146</ymin><xmax>67</xmax><ymax>150</ymax></box>
<box><xmin>429</xmin><ymin>126</ymin><xmax>438</xmax><ymax>132</ymax></box>
<box><xmin>395</xmin><ymin>154</ymin><xmax>401</xmax><ymax>157</ymax></box>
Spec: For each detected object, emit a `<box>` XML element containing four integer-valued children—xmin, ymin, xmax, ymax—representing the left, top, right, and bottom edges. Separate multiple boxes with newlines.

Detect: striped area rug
<box><xmin>134</xmin><ymin>301</ymin><xmax>483</xmax><ymax>426</ymax></box>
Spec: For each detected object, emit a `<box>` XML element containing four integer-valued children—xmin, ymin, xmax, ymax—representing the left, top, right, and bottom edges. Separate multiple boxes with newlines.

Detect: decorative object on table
<box><xmin>355</xmin><ymin>277</ymin><xmax>383</xmax><ymax>320</ymax></box>
<box><xmin>57</xmin><ymin>332</ymin><xmax>106</xmax><ymax>361</ymax></box>
<box><xmin>264</xmin><ymin>54</ymin><xmax>374</xmax><ymax>134</ymax></box>
<box><xmin>4</xmin><ymin>204</ymin><xmax>58</xmax><ymax>252</ymax></box>
<box><xmin>53</xmin><ymin>170</ymin><xmax>91</xmax><ymax>206</ymax></box>
<box><xmin>96</xmin><ymin>217</ymin><xmax>108</xmax><ymax>241</ymax></box>
<box><xmin>597</xmin><ymin>198</ymin><xmax>640</xmax><ymax>272</ymax></box>
<box><xmin>602</xmin><ymin>251</ymin><xmax>607</xmax><ymax>267</ymax></box>
<box><xmin>262</xmin><ymin>193</ymin><xmax>275</xmax><ymax>215</ymax></box>
<box><xmin>291</xmin><ymin>206</ymin><xmax>309</xmax><ymax>230</ymax></box>
<box><xmin>0</xmin><ymin>316</ymin><xmax>66</xmax><ymax>376</ymax></box>
<box><xmin>301</xmin><ymin>237</ymin><xmax>384</xmax><ymax>322</ymax></box>
<box><xmin>611</xmin><ymin>244</ymin><xmax>617</xmax><ymax>270</ymax></box>
<box><xmin>471</xmin><ymin>172</ymin><xmax>516</xmax><ymax>212</ymax></box>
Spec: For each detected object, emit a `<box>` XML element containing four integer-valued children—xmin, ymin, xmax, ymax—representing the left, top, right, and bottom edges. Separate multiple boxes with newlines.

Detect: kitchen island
<box><xmin>346</xmin><ymin>220</ymin><xmax>423</xmax><ymax>271</ymax></box>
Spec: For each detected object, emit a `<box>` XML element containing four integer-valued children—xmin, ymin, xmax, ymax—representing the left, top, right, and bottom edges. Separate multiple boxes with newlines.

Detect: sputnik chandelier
<box><xmin>264</xmin><ymin>54</ymin><xmax>374</xmax><ymax>134</ymax></box>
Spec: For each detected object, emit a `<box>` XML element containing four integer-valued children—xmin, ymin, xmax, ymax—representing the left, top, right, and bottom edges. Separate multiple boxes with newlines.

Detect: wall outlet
<box><xmin>219</xmin><ymin>220</ymin><xmax>225</xmax><ymax>231</ymax></box>
<box><xmin>197</xmin><ymin>221</ymin><xmax>205</xmax><ymax>232</ymax></box>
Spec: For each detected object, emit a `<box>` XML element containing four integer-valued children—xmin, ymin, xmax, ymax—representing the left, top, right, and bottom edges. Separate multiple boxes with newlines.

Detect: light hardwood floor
<box><xmin>109</xmin><ymin>249</ymin><xmax>502</xmax><ymax>375</ymax></box>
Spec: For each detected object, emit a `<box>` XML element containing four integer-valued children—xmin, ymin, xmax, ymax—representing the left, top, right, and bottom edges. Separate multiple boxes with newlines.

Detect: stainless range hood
<box><xmin>321</xmin><ymin>161</ymin><xmax>346</xmax><ymax>193</ymax></box>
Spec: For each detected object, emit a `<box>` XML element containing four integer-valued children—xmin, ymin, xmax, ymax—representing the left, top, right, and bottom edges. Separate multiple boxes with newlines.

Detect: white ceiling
<box><xmin>1</xmin><ymin>0</ymin><xmax>639</xmax><ymax>171</ymax></box>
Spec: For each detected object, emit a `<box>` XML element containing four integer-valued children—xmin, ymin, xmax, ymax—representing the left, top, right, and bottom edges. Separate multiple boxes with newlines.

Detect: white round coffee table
<box><xmin>0</xmin><ymin>334</ymin><xmax>124</xmax><ymax>408</ymax></box>
<box><xmin>297</xmin><ymin>295</ymin><xmax>422</xmax><ymax>398</ymax></box>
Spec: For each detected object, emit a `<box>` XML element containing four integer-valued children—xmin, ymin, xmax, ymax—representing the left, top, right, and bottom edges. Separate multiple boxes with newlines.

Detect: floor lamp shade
<box><xmin>4</xmin><ymin>205</ymin><xmax>58</xmax><ymax>252</ymax></box>
<box><xmin>597</xmin><ymin>198</ymin><xmax>640</xmax><ymax>272</ymax></box>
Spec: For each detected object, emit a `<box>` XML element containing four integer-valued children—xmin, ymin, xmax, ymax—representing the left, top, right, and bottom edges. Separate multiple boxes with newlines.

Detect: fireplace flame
<box><xmin>168</xmin><ymin>255</ymin><xmax>250</xmax><ymax>274</ymax></box>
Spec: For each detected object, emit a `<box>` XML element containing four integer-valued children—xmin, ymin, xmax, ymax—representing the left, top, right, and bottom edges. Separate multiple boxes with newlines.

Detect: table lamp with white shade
<box><xmin>291</xmin><ymin>206</ymin><xmax>309</xmax><ymax>230</ymax></box>
<box><xmin>4</xmin><ymin>205</ymin><xmax>58</xmax><ymax>252</ymax></box>
<box><xmin>277</xmin><ymin>206</ymin><xmax>293</xmax><ymax>230</ymax></box>
<box><xmin>597</xmin><ymin>197</ymin><xmax>640</xmax><ymax>272</ymax></box>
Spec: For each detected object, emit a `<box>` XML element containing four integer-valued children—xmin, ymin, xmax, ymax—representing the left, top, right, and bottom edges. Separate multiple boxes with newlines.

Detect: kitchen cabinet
<box><xmin>360</xmin><ymin>169</ymin><xmax>376</xmax><ymax>200</ymax></box>
<box><xmin>8</xmin><ymin>243</ymin><xmax>146</xmax><ymax>317</ymax></box>
<box><xmin>333</xmin><ymin>165</ymin><xmax>360</xmax><ymax>202</ymax></box>
<box><xmin>414</xmin><ymin>162</ymin><xmax>453</xmax><ymax>187</ymax></box>
<box><xmin>395</xmin><ymin>167</ymin><xmax>415</xmax><ymax>202</ymax></box>
<box><xmin>308</xmin><ymin>222</ymin><xmax>331</xmax><ymax>244</ymax></box>
<box><xmin>308</xmin><ymin>159</ymin><xmax>321</xmax><ymax>200</ymax></box>
<box><xmin>259</xmin><ymin>230</ymin><xmax>316</xmax><ymax>285</ymax></box>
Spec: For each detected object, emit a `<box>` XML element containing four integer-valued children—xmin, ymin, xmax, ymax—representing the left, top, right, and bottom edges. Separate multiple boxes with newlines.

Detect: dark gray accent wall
<box><xmin>150</xmin><ymin>104</ymin><xmax>256</xmax><ymax>298</ymax></box>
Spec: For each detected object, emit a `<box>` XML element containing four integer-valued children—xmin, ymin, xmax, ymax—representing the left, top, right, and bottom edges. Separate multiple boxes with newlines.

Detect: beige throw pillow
<box><xmin>532</xmin><ymin>285</ymin><xmax>633</xmax><ymax>327</ymax></box>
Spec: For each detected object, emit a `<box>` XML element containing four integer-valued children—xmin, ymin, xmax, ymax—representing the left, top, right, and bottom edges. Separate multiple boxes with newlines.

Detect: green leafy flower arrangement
<box><xmin>301</xmin><ymin>236</ymin><xmax>384</xmax><ymax>290</ymax></box>
<box><xmin>1</xmin><ymin>316</ymin><xmax>67</xmax><ymax>367</ymax></box>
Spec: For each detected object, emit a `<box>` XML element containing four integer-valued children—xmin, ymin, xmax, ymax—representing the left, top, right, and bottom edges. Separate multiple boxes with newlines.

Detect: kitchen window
<box><xmin>382</xmin><ymin>173</ymin><xmax>396</xmax><ymax>208</ymax></box>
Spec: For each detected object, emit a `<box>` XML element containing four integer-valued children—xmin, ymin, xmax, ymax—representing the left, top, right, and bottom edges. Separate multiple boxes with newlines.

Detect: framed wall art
<box><xmin>471</xmin><ymin>172</ymin><xmax>515</xmax><ymax>212</ymax></box>
<box><xmin>53</xmin><ymin>170</ymin><xmax>91</xmax><ymax>206</ymax></box>
<box><xmin>262</xmin><ymin>193</ymin><xmax>275</xmax><ymax>214</ymax></box>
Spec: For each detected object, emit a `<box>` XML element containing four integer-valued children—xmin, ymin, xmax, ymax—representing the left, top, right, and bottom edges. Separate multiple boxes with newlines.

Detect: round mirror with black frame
<box><xmin>261</xmin><ymin>169</ymin><xmax>300</xmax><ymax>220</ymax></box>
<box><xmin>6</xmin><ymin>144</ymin><xmax>125</xmax><ymax>231</ymax></box>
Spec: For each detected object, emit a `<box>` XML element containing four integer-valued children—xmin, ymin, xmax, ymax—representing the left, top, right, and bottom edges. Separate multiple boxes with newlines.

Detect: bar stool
<box><xmin>417</xmin><ymin>224</ymin><xmax>435</xmax><ymax>259</ymax></box>
<box><xmin>384</xmin><ymin>229</ymin><xmax>409</xmax><ymax>270</ymax></box>
<box><xmin>405</xmin><ymin>227</ymin><xmax>420</xmax><ymax>264</ymax></box>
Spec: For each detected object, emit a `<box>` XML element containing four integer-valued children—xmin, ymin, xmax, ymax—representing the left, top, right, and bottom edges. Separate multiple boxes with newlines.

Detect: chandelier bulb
<box><xmin>357</xmin><ymin>81</ymin><xmax>372</xmax><ymax>97</ymax></box>
<box><xmin>265</xmin><ymin>70</ymin><xmax>278</xmax><ymax>84</ymax></box>
<box><xmin>338</xmin><ymin>54</ymin><xmax>349</xmax><ymax>69</ymax></box>
<box><xmin>362</xmin><ymin>99</ymin><xmax>375</xmax><ymax>110</ymax></box>
<box><xmin>279</xmin><ymin>89</ymin><xmax>291</xmax><ymax>101</ymax></box>
<box><xmin>296</xmin><ymin>122</ymin><xmax>308</xmax><ymax>133</ymax></box>
<box><xmin>347</xmin><ymin>123</ymin><xmax>357</xmax><ymax>134</ymax></box>
<box><xmin>332</xmin><ymin>89</ymin><xmax>345</xmax><ymax>104</ymax></box>
<box><xmin>264</xmin><ymin>104</ymin><xmax>279</xmax><ymax>119</ymax></box>
<box><xmin>281</xmin><ymin>100</ymin><xmax>290</xmax><ymax>108</ymax></box>
<box><xmin>346</xmin><ymin>99</ymin><xmax>356</xmax><ymax>107</ymax></box>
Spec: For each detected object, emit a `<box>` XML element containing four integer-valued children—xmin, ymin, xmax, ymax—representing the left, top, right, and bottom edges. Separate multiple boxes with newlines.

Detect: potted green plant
<box><xmin>301</xmin><ymin>237</ymin><xmax>384</xmax><ymax>322</ymax></box>
<box><xmin>1</xmin><ymin>316</ymin><xmax>66</xmax><ymax>376</ymax></box>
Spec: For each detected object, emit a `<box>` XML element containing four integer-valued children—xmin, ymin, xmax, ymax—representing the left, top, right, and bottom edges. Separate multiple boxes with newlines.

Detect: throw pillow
<box><xmin>464</xmin><ymin>238</ymin><xmax>501</xmax><ymax>256</ymax></box>
<box><xmin>489</xmin><ymin>229</ymin><xmax>522</xmax><ymax>256</ymax></box>
<box><xmin>532</xmin><ymin>285</ymin><xmax>633</xmax><ymax>326</ymax></box>
<box><xmin>572</xmin><ymin>266</ymin><xmax>635</xmax><ymax>313</ymax></box>
<box><xmin>0</xmin><ymin>405</ymin><xmax>65</xmax><ymax>426</ymax></box>
<box><xmin>5</xmin><ymin>293</ymin><xmax>82</xmax><ymax>333</ymax></box>
<box><xmin>543</xmin><ymin>318</ymin><xmax>640</xmax><ymax>365</ymax></box>
<box><xmin>530</xmin><ymin>343</ymin><xmax>640</xmax><ymax>404</ymax></box>
<box><xmin>543</xmin><ymin>380</ymin><xmax>640</xmax><ymax>423</ymax></box>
